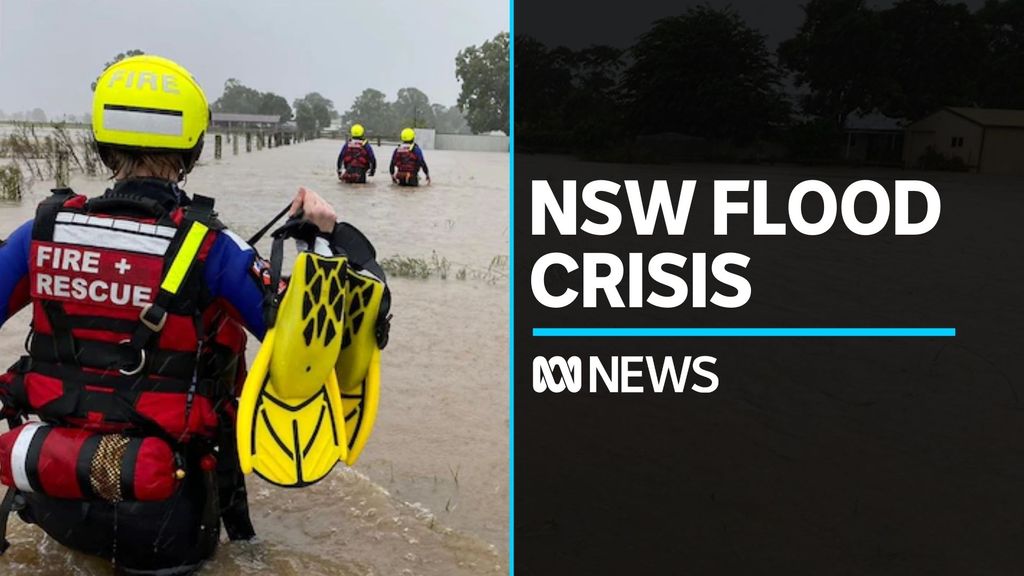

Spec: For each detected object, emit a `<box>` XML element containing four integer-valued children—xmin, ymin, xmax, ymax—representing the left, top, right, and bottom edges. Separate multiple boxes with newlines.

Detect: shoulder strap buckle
<box><xmin>122</xmin><ymin>217</ymin><xmax>213</xmax><ymax>369</ymax></box>
<box><xmin>138</xmin><ymin>304</ymin><xmax>168</xmax><ymax>332</ymax></box>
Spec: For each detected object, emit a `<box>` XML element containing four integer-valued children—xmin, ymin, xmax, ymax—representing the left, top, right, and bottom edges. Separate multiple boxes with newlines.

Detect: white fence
<box><xmin>412</xmin><ymin>128</ymin><xmax>436</xmax><ymax>150</ymax></box>
<box><xmin>435</xmin><ymin>133</ymin><xmax>509</xmax><ymax>153</ymax></box>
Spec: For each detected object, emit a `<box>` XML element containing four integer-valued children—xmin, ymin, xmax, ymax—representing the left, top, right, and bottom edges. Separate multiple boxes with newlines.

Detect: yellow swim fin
<box><xmin>337</xmin><ymin>267</ymin><xmax>387</xmax><ymax>465</ymax></box>
<box><xmin>237</xmin><ymin>252</ymin><xmax>349</xmax><ymax>487</ymax></box>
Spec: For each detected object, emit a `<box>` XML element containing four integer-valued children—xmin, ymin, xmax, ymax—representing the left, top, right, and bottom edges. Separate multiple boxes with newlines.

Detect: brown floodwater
<box><xmin>0</xmin><ymin>137</ymin><xmax>510</xmax><ymax>575</ymax></box>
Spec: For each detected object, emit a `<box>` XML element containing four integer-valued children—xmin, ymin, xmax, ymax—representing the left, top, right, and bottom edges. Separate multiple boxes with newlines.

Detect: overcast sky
<box><xmin>0</xmin><ymin>0</ymin><xmax>508</xmax><ymax>118</ymax></box>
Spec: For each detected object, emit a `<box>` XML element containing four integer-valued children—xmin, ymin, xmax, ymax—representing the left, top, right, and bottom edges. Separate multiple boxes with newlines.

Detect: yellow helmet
<box><xmin>401</xmin><ymin>128</ymin><xmax>415</xmax><ymax>143</ymax></box>
<box><xmin>351</xmin><ymin>124</ymin><xmax>365</xmax><ymax>138</ymax></box>
<box><xmin>92</xmin><ymin>55</ymin><xmax>209</xmax><ymax>172</ymax></box>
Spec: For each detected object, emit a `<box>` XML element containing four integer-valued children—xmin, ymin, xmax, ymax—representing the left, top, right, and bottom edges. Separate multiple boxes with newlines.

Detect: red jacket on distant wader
<box><xmin>340</xmin><ymin>139</ymin><xmax>376</xmax><ymax>183</ymax></box>
<box><xmin>392</xmin><ymin>143</ymin><xmax>422</xmax><ymax>185</ymax></box>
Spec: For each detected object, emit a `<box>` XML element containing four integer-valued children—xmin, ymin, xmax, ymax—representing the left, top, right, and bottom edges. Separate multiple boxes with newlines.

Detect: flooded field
<box><xmin>0</xmin><ymin>138</ymin><xmax>510</xmax><ymax>575</ymax></box>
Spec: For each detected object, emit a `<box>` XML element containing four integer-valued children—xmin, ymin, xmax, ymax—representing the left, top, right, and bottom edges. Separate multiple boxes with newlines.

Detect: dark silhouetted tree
<box><xmin>626</xmin><ymin>7</ymin><xmax>788</xmax><ymax>143</ymax></box>
<box><xmin>876</xmin><ymin>0</ymin><xmax>987</xmax><ymax>120</ymax></box>
<box><xmin>977</xmin><ymin>0</ymin><xmax>1024</xmax><ymax>108</ymax></box>
<box><xmin>779</xmin><ymin>0</ymin><xmax>886</xmax><ymax>128</ymax></box>
<box><xmin>513</xmin><ymin>36</ymin><xmax>574</xmax><ymax>147</ymax></box>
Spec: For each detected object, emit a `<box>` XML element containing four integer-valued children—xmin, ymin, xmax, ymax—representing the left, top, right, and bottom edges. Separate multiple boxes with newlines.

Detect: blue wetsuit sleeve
<box><xmin>0</xmin><ymin>220</ymin><xmax>33</xmax><ymax>328</ymax></box>
<box><xmin>337</xmin><ymin>144</ymin><xmax>348</xmax><ymax>171</ymax></box>
<box><xmin>204</xmin><ymin>230</ymin><xmax>270</xmax><ymax>340</ymax></box>
<box><xmin>415</xmin><ymin>146</ymin><xmax>430</xmax><ymax>176</ymax></box>
<box><xmin>366</xmin><ymin>144</ymin><xmax>377</xmax><ymax>172</ymax></box>
<box><xmin>389</xmin><ymin>148</ymin><xmax>398</xmax><ymax>174</ymax></box>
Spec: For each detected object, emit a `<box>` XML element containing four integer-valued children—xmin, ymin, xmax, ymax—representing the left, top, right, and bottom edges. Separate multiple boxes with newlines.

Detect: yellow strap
<box><xmin>160</xmin><ymin>222</ymin><xmax>210</xmax><ymax>294</ymax></box>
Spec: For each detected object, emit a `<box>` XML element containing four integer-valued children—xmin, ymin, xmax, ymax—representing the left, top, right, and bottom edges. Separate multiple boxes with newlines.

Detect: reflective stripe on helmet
<box><xmin>102</xmin><ymin>105</ymin><xmax>184</xmax><ymax>137</ymax></box>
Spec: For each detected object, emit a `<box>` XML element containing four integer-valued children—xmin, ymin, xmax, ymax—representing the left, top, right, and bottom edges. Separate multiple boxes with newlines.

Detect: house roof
<box><xmin>211</xmin><ymin>112</ymin><xmax>281</xmax><ymax>124</ymax></box>
<box><xmin>845</xmin><ymin>112</ymin><xmax>906</xmax><ymax>132</ymax></box>
<box><xmin>944</xmin><ymin>107</ymin><xmax>1024</xmax><ymax>129</ymax></box>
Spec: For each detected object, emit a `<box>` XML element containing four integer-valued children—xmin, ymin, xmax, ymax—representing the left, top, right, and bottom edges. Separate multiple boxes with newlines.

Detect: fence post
<box><xmin>246</xmin><ymin>133</ymin><xmax>252</xmax><ymax>153</ymax></box>
<box><xmin>214</xmin><ymin>134</ymin><xmax>222</xmax><ymax>159</ymax></box>
<box><xmin>232</xmin><ymin>132</ymin><xmax>239</xmax><ymax>155</ymax></box>
<box><xmin>55</xmin><ymin>150</ymin><xmax>69</xmax><ymax>188</ymax></box>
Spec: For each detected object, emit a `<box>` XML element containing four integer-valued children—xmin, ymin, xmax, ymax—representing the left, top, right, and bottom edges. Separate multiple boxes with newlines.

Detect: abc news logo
<box><xmin>532</xmin><ymin>355</ymin><xmax>718</xmax><ymax>394</ymax></box>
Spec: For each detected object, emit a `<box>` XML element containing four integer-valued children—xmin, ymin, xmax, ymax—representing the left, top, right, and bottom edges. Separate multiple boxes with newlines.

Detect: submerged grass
<box><xmin>0</xmin><ymin>123</ymin><xmax>102</xmax><ymax>187</ymax></box>
<box><xmin>0</xmin><ymin>164</ymin><xmax>23</xmax><ymax>200</ymax></box>
<box><xmin>381</xmin><ymin>251</ymin><xmax>508</xmax><ymax>284</ymax></box>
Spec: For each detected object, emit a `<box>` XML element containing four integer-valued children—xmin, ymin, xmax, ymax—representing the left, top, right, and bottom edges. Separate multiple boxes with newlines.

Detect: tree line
<box><xmin>516</xmin><ymin>0</ymin><xmax>1024</xmax><ymax>159</ymax></box>
<box><xmin>340</xmin><ymin>87</ymin><xmax>469</xmax><ymax>137</ymax></box>
<box><xmin>210</xmin><ymin>79</ymin><xmax>336</xmax><ymax>135</ymax></box>
<box><xmin>21</xmin><ymin>32</ymin><xmax>510</xmax><ymax>138</ymax></box>
<box><xmin>206</xmin><ymin>31</ymin><xmax>508</xmax><ymax>138</ymax></box>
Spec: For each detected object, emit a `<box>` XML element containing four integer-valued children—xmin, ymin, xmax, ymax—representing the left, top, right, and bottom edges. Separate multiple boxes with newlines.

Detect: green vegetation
<box><xmin>340</xmin><ymin>88</ymin><xmax>469</xmax><ymax>138</ymax></box>
<box><xmin>455</xmin><ymin>32</ymin><xmax>509</xmax><ymax>134</ymax></box>
<box><xmin>0</xmin><ymin>164</ymin><xmax>23</xmax><ymax>200</ymax></box>
<box><xmin>381</xmin><ymin>252</ymin><xmax>508</xmax><ymax>284</ymax></box>
<box><xmin>212</xmin><ymin>78</ymin><xmax>293</xmax><ymax>121</ymax></box>
<box><xmin>0</xmin><ymin>124</ymin><xmax>102</xmax><ymax>184</ymax></box>
<box><xmin>293</xmin><ymin>92</ymin><xmax>335</xmax><ymax>136</ymax></box>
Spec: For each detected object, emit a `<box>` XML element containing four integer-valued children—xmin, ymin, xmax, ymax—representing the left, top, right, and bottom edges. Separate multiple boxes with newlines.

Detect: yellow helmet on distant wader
<box><xmin>92</xmin><ymin>55</ymin><xmax>209</xmax><ymax>173</ymax></box>
<box><xmin>351</xmin><ymin>124</ymin><xmax>365</xmax><ymax>138</ymax></box>
<box><xmin>400</xmin><ymin>128</ymin><xmax>415</xmax><ymax>143</ymax></box>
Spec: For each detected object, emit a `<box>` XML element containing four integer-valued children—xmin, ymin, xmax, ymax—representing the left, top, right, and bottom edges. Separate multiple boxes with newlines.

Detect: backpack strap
<box><xmin>32</xmin><ymin>188</ymin><xmax>77</xmax><ymax>241</ymax></box>
<box><xmin>216</xmin><ymin>406</ymin><xmax>255</xmax><ymax>541</ymax></box>
<box><xmin>0</xmin><ymin>413</ymin><xmax>24</xmax><ymax>555</ymax></box>
<box><xmin>0</xmin><ymin>487</ymin><xmax>16</xmax><ymax>555</ymax></box>
<box><xmin>121</xmin><ymin>195</ymin><xmax>218</xmax><ymax>375</ymax></box>
<box><xmin>30</xmin><ymin>189</ymin><xmax>82</xmax><ymax>363</ymax></box>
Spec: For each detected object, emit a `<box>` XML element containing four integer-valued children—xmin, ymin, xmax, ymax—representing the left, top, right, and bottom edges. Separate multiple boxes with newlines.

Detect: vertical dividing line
<box><xmin>508</xmin><ymin>5</ymin><xmax>516</xmax><ymax>575</ymax></box>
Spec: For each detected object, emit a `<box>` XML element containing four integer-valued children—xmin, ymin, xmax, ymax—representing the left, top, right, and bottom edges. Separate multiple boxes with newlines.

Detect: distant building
<box><xmin>904</xmin><ymin>107</ymin><xmax>1024</xmax><ymax>174</ymax></box>
<box><xmin>843</xmin><ymin>113</ymin><xmax>906</xmax><ymax>164</ymax></box>
<box><xmin>210</xmin><ymin>112</ymin><xmax>282</xmax><ymax>130</ymax></box>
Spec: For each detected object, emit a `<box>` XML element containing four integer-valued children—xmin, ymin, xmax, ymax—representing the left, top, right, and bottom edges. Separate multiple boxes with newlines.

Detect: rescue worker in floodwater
<box><xmin>0</xmin><ymin>55</ymin><xmax>389</xmax><ymax>575</ymax></box>
<box><xmin>337</xmin><ymin>123</ymin><xmax>377</xmax><ymax>183</ymax></box>
<box><xmin>390</xmin><ymin>128</ymin><xmax>431</xmax><ymax>186</ymax></box>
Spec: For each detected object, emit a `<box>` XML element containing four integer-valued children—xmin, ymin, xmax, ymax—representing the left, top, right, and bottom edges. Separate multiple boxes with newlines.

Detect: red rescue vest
<box><xmin>343</xmin><ymin>139</ymin><xmax>371</xmax><ymax>170</ymax></box>
<box><xmin>394</xmin><ymin>143</ymin><xmax>419</xmax><ymax>174</ymax></box>
<box><xmin>4</xmin><ymin>189</ymin><xmax>246</xmax><ymax>442</ymax></box>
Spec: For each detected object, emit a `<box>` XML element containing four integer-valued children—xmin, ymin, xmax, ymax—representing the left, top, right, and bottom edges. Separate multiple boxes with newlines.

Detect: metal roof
<box><xmin>844</xmin><ymin>112</ymin><xmax>906</xmax><ymax>132</ymax></box>
<box><xmin>211</xmin><ymin>112</ymin><xmax>281</xmax><ymax>124</ymax></box>
<box><xmin>944</xmin><ymin>107</ymin><xmax>1024</xmax><ymax>129</ymax></box>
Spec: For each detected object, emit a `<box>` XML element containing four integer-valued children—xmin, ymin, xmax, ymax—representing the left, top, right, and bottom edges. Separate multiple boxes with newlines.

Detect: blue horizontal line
<box><xmin>533</xmin><ymin>327</ymin><xmax>956</xmax><ymax>337</ymax></box>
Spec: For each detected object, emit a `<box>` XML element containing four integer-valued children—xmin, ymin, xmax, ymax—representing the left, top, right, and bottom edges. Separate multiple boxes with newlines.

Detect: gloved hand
<box><xmin>368</xmin><ymin>169</ymin><xmax>375</xmax><ymax>177</ymax></box>
<box><xmin>337</xmin><ymin>170</ymin><xmax>343</xmax><ymax>180</ymax></box>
